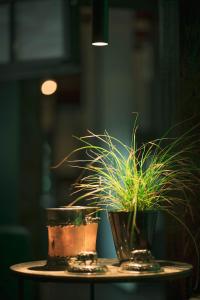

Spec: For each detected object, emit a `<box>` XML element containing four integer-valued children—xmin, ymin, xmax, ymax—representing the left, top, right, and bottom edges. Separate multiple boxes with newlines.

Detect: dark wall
<box><xmin>0</xmin><ymin>81</ymin><xmax>20</xmax><ymax>225</ymax></box>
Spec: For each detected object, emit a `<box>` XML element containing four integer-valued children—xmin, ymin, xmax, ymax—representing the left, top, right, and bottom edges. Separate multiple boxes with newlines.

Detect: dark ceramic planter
<box><xmin>108</xmin><ymin>210</ymin><xmax>160</xmax><ymax>272</ymax></box>
<box><xmin>46</xmin><ymin>206</ymin><xmax>99</xmax><ymax>270</ymax></box>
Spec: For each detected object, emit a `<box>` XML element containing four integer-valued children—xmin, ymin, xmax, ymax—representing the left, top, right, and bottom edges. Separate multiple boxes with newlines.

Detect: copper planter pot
<box><xmin>46</xmin><ymin>206</ymin><xmax>99</xmax><ymax>270</ymax></box>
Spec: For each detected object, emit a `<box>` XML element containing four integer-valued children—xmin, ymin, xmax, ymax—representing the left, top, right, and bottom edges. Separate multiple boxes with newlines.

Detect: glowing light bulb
<box><xmin>41</xmin><ymin>80</ymin><xmax>57</xmax><ymax>95</ymax></box>
<box><xmin>92</xmin><ymin>42</ymin><xmax>108</xmax><ymax>46</ymax></box>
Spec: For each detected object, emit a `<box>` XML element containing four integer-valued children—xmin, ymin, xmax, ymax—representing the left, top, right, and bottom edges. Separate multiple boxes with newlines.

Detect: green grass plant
<box><xmin>55</xmin><ymin>123</ymin><xmax>200</xmax><ymax>216</ymax></box>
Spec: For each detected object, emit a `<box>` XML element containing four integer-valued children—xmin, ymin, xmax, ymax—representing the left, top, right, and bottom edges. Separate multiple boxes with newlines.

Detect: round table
<box><xmin>10</xmin><ymin>259</ymin><xmax>193</xmax><ymax>300</ymax></box>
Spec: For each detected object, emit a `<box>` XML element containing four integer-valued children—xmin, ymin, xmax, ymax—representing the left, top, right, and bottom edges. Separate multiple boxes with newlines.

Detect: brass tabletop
<box><xmin>10</xmin><ymin>258</ymin><xmax>193</xmax><ymax>283</ymax></box>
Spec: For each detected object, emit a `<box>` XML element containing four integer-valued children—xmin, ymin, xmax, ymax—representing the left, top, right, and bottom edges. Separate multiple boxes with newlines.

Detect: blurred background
<box><xmin>0</xmin><ymin>0</ymin><xmax>199</xmax><ymax>299</ymax></box>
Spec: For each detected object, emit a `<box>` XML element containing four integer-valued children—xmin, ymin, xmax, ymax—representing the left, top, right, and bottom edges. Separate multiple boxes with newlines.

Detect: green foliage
<box><xmin>55</xmin><ymin>121</ymin><xmax>200</xmax><ymax>216</ymax></box>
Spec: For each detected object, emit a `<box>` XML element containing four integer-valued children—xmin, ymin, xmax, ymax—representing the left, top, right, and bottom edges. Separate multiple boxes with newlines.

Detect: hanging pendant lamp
<box><xmin>92</xmin><ymin>0</ymin><xmax>109</xmax><ymax>46</ymax></box>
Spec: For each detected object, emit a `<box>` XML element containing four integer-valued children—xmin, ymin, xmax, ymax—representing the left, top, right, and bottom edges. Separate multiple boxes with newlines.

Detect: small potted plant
<box><xmin>54</xmin><ymin>120</ymin><xmax>200</xmax><ymax>272</ymax></box>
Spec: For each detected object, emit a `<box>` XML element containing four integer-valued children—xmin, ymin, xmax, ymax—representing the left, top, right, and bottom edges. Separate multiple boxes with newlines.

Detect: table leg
<box><xmin>90</xmin><ymin>283</ymin><xmax>95</xmax><ymax>300</ymax></box>
<box><xmin>18</xmin><ymin>278</ymin><xmax>24</xmax><ymax>300</ymax></box>
<box><xmin>186</xmin><ymin>277</ymin><xmax>193</xmax><ymax>299</ymax></box>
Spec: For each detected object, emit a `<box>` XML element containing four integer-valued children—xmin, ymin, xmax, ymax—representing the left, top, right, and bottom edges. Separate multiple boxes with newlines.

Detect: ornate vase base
<box><xmin>120</xmin><ymin>249</ymin><xmax>161</xmax><ymax>273</ymax></box>
<box><xmin>66</xmin><ymin>252</ymin><xmax>108</xmax><ymax>274</ymax></box>
<box><xmin>67</xmin><ymin>263</ymin><xmax>108</xmax><ymax>273</ymax></box>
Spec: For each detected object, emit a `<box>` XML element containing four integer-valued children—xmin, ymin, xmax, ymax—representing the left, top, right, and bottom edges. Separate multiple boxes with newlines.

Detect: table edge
<box><xmin>10</xmin><ymin>259</ymin><xmax>193</xmax><ymax>283</ymax></box>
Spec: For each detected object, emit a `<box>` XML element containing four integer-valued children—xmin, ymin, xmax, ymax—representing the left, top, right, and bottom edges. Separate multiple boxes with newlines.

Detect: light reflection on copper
<box><xmin>48</xmin><ymin>223</ymin><xmax>98</xmax><ymax>257</ymax></box>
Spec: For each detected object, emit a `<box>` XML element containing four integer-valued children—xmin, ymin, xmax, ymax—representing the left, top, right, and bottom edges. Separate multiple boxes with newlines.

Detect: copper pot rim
<box><xmin>46</xmin><ymin>206</ymin><xmax>99</xmax><ymax>211</ymax></box>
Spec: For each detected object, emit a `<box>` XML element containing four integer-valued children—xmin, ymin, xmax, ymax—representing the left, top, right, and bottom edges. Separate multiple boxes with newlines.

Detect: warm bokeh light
<box><xmin>41</xmin><ymin>80</ymin><xmax>57</xmax><ymax>95</ymax></box>
<box><xmin>92</xmin><ymin>42</ymin><xmax>108</xmax><ymax>46</ymax></box>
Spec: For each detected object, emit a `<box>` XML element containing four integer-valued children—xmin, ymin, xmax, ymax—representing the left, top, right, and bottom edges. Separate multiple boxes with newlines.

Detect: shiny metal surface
<box><xmin>108</xmin><ymin>211</ymin><xmax>158</xmax><ymax>262</ymax></box>
<box><xmin>67</xmin><ymin>252</ymin><xmax>108</xmax><ymax>274</ymax></box>
<box><xmin>46</xmin><ymin>206</ymin><xmax>99</xmax><ymax>270</ymax></box>
<box><xmin>47</xmin><ymin>206</ymin><xmax>99</xmax><ymax>226</ymax></box>
<box><xmin>121</xmin><ymin>249</ymin><xmax>161</xmax><ymax>272</ymax></box>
